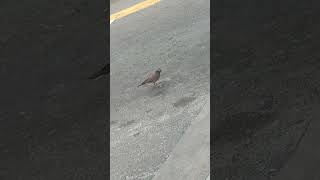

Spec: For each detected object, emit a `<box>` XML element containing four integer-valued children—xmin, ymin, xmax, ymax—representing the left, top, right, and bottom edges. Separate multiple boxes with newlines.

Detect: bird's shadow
<box><xmin>146</xmin><ymin>80</ymin><xmax>171</xmax><ymax>97</ymax></box>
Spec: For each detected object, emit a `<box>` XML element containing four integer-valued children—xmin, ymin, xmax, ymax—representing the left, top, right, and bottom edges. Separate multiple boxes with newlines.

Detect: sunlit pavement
<box><xmin>110</xmin><ymin>0</ymin><xmax>210</xmax><ymax>179</ymax></box>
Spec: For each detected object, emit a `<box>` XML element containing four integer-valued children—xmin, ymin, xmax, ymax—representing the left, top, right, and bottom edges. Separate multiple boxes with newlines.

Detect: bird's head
<box><xmin>156</xmin><ymin>68</ymin><xmax>162</xmax><ymax>73</ymax></box>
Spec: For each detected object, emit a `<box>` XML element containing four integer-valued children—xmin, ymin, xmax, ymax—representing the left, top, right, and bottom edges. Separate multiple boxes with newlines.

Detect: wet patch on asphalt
<box><xmin>119</xmin><ymin>120</ymin><xmax>136</xmax><ymax>128</ymax></box>
<box><xmin>173</xmin><ymin>96</ymin><xmax>197</xmax><ymax>108</ymax></box>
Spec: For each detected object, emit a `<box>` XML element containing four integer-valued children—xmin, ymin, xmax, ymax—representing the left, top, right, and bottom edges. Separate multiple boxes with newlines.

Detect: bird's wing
<box><xmin>141</xmin><ymin>73</ymin><xmax>154</xmax><ymax>83</ymax></box>
<box><xmin>142</xmin><ymin>77</ymin><xmax>152</xmax><ymax>84</ymax></box>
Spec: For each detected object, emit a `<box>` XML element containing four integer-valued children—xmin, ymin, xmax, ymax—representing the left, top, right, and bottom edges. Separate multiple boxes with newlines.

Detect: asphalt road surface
<box><xmin>110</xmin><ymin>0</ymin><xmax>210</xmax><ymax>179</ymax></box>
<box><xmin>0</xmin><ymin>0</ymin><xmax>107</xmax><ymax>179</ymax></box>
<box><xmin>213</xmin><ymin>0</ymin><xmax>320</xmax><ymax>179</ymax></box>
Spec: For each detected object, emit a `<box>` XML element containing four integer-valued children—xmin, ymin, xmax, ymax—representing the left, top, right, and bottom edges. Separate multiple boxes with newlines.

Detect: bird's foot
<box><xmin>155</xmin><ymin>82</ymin><xmax>162</xmax><ymax>88</ymax></box>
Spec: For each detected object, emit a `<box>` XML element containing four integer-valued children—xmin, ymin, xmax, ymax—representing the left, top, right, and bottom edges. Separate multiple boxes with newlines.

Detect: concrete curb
<box><xmin>152</xmin><ymin>98</ymin><xmax>210</xmax><ymax>180</ymax></box>
<box><xmin>205</xmin><ymin>175</ymin><xmax>210</xmax><ymax>180</ymax></box>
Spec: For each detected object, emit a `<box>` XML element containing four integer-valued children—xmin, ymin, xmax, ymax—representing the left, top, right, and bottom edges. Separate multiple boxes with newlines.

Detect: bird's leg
<box><xmin>154</xmin><ymin>82</ymin><xmax>161</xmax><ymax>87</ymax></box>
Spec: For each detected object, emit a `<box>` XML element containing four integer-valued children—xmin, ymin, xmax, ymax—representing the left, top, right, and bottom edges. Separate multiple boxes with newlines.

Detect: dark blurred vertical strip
<box><xmin>0</xmin><ymin>0</ymin><xmax>110</xmax><ymax>179</ymax></box>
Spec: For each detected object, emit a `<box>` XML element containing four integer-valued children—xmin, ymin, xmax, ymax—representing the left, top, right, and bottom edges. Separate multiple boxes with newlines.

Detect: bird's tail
<box><xmin>137</xmin><ymin>82</ymin><xmax>145</xmax><ymax>87</ymax></box>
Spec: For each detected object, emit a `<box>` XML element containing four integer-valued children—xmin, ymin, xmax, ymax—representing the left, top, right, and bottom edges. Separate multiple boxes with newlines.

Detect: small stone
<box><xmin>269</xmin><ymin>168</ymin><xmax>278</xmax><ymax>172</ymax></box>
<box><xmin>48</xmin><ymin>129</ymin><xmax>56</xmax><ymax>136</ymax></box>
<box><xmin>19</xmin><ymin>111</ymin><xmax>26</xmax><ymax>115</ymax></box>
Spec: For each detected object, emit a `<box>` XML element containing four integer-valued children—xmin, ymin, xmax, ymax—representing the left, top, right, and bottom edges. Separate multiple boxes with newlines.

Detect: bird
<box><xmin>88</xmin><ymin>64</ymin><xmax>110</xmax><ymax>80</ymax></box>
<box><xmin>138</xmin><ymin>68</ymin><xmax>162</xmax><ymax>87</ymax></box>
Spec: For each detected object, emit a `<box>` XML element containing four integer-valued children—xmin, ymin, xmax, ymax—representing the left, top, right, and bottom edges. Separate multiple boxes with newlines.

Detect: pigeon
<box><xmin>138</xmin><ymin>68</ymin><xmax>161</xmax><ymax>87</ymax></box>
<box><xmin>88</xmin><ymin>64</ymin><xmax>110</xmax><ymax>80</ymax></box>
